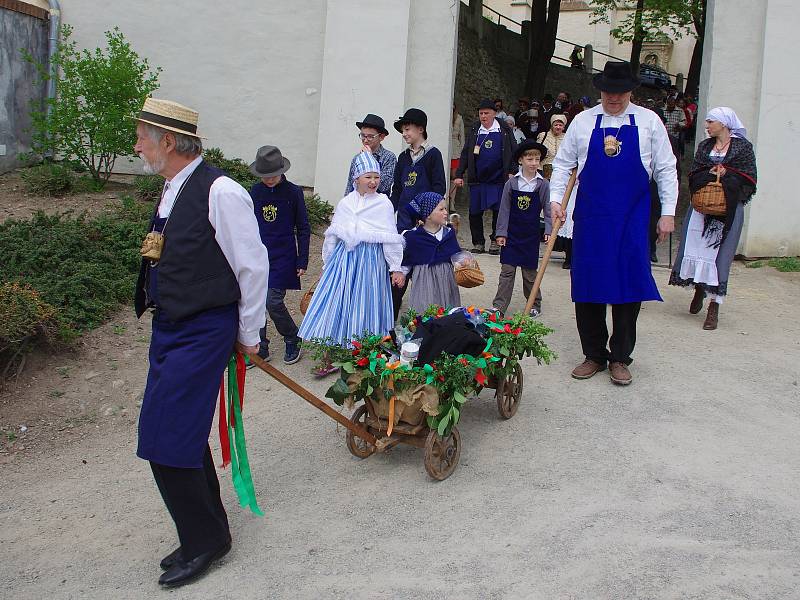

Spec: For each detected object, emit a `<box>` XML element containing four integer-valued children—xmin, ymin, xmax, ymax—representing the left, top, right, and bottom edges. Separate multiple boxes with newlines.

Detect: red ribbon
<box><xmin>218</xmin><ymin>352</ymin><xmax>247</xmax><ymax>467</ymax></box>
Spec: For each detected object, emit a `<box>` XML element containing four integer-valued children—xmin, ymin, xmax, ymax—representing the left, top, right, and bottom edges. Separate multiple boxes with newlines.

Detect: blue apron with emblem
<box><xmin>252</xmin><ymin>183</ymin><xmax>301</xmax><ymax>290</ymax></box>
<box><xmin>470</xmin><ymin>130</ymin><xmax>504</xmax><ymax>213</ymax></box>
<box><xmin>500</xmin><ymin>187</ymin><xmax>542</xmax><ymax>269</ymax></box>
<box><xmin>396</xmin><ymin>157</ymin><xmax>431</xmax><ymax>232</ymax></box>
<box><xmin>138</xmin><ymin>214</ymin><xmax>238</xmax><ymax>468</ymax></box>
<box><xmin>571</xmin><ymin>113</ymin><xmax>662</xmax><ymax>304</ymax></box>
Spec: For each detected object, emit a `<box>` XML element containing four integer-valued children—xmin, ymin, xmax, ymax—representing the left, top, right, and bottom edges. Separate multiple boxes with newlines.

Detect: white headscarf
<box><xmin>706</xmin><ymin>107</ymin><xmax>747</xmax><ymax>140</ymax></box>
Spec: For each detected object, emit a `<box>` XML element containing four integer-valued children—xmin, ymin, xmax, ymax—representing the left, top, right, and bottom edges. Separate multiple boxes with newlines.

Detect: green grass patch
<box><xmin>768</xmin><ymin>257</ymin><xmax>800</xmax><ymax>272</ymax></box>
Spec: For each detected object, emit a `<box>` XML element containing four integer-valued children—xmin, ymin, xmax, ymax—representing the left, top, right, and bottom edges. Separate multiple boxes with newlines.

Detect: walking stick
<box><xmin>248</xmin><ymin>354</ymin><xmax>379</xmax><ymax>447</ymax></box>
<box><xmin>523</xmin><ymin>168</ymin><xmax>578</xmax><ymax>315</ymax></box>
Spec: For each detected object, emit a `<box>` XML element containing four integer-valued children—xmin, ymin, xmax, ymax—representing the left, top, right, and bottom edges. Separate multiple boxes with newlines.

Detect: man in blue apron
<box><xmin>453</xmin><ymin>98</ymin><xmax>518</xmax><ymax>255</ymax></box>
<box><xmin>550</xmin><ymin>63</ymin><xmax>678</xmax><ymax>385</ymax></box>
<box><xmin>132</xmin><ymin>98</ymin><xmax>269</xmax><ymax>587</ymax></box>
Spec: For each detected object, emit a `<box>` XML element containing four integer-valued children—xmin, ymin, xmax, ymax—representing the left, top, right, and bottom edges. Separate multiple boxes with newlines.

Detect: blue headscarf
<box><xmin>352</xmin><ymin>151</ymin><xmax>381</xmax><ymax>183</ymax></box>
<box><xmin>409</xmin><ymin>191</ymin><xmax>444</xmax><ymax>221</ymax></box>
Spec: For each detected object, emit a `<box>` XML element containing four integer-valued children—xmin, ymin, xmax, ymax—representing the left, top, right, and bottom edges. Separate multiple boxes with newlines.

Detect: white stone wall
<box><xmin>700</xmin><ymin>0</ymin><xmax>800</xmax><ymax>256</ymax></box>
<box><xmin>60</xmin><ymin>0</ymin><xmax>459</xmax><ymax>205</ymax></box>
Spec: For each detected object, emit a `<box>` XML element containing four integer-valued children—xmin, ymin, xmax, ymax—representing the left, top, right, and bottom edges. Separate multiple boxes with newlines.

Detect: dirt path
<box><xmin>2</xmin><ymin>236</ymin><xmax>798</xmax><ymax>599</ymax></box>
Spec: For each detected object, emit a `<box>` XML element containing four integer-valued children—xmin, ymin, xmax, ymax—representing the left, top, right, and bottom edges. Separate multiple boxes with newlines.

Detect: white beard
<box><xmin>140</xmin><ymin>153</ymin><xmax>166</xmax><ymax>175</ymax></box>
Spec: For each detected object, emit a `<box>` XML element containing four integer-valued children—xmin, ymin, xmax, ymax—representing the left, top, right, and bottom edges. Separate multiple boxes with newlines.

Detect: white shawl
<box><xmin>322</xmin><ymin>190</ymin><xmax>405</xmax><ymax>272</ymax></box>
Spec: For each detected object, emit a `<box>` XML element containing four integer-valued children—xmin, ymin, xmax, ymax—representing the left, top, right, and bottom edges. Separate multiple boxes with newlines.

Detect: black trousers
<box><xmin>392</xmin><ymin>277</ymin><xmax>409</xmax><ymax>321</ymax></box>
<box><xmin>150</xmin><ymin>445</ymin><xmax>231</xmax><ymax>560</ymax></box>
<box><xmin>469</xmin><ymin>210</ymin><xmax>498</xmax><ymax>246</ymax></box>
<box><xmin>575</xmin><ymin>301</ymin><xmax>641</xmax><ymax>365</ymax></box>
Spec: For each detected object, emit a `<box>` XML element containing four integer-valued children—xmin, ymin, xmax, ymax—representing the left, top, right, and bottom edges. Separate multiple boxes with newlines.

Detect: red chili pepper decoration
<box><xmin>475</xmin><ymin>368</ymin><xmax>488</xmax><ymax>387</ymax></box>
<box><xmin>356</xmin><ymin>357</ymin><xmax>369</xmax><ymax>367</ymax></box>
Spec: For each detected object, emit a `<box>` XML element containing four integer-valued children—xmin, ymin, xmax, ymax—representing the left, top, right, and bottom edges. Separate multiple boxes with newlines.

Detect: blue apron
<box><xmin>500</xmin><ymin>187</ymin><xmax>542</xmax><ymax>269</ymax></box>
<box><xmin>139</xmin><ymin>218</ymin><xmax>238</xmax><ymax>468</ymax></box>
<box><xmin>571</xmin><ymin>114</ymin><xmax>662</xmax><ymax>304</ymax></box>
<box><xmin>470</xmin><ymin>130</ymin><xmax>504</xmax><ymax>214</ymax></box>
<box><xmin>254</xmin><ymin>187</ymin><xmax>301</xmax><ymax>290</ymax></box>
<box><xmin>396</xmin><ymin>157</ymin><xmax>431</xmax><ymax>232</ymax></box>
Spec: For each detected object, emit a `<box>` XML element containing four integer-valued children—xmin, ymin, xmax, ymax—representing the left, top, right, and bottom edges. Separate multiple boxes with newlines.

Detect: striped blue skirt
<box><xmin>299</xmin><ymin>241</ymin><xmax>394</xmax><ymax>346</ymax></box>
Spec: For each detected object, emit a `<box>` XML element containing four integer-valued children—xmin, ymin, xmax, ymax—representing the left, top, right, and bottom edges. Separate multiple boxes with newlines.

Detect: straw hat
<box><xmin>133</xmin><ymin>98</ymin><xmax>204</xmax><ymax>139</ymax></box>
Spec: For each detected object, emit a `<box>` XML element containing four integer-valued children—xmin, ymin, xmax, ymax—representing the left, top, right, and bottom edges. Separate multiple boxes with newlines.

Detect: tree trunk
<box><xmin>524</xmin><ymin>0</ymin><xmax>562</xmax><ymax>98</ymax></box>
<box><xmin>628</xmin><ymin>0</ymin><xmax>646</xmax><ymax>74</ymax></box>
<box><xmin>685</xmin><ymin>0</ymin><xmax>706</xmax><ymax>95</ymax></box>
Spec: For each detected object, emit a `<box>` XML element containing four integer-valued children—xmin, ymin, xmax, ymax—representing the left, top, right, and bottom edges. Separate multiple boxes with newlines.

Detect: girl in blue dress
<box><xmin>298</xmin><ymin>153</ymin><xmax>405</xmax><ymax>374</ymax></box>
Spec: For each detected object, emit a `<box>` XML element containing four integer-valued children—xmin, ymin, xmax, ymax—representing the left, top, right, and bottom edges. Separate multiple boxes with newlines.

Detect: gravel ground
<box><xmin>1</xmin><ymin>244</ymin><xmax>799</xmax><ymax>599</ymax></box>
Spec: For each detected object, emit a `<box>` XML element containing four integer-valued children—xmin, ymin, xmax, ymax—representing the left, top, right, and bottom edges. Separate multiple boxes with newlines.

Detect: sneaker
<box><xmin>488</xmin><ymin>241</ymin><xmax>501</xmax><ymax>255</ymax></box>
<box><xmin>283</xmin><ymin>340</ymin><xmax>302</xmax><ymax>365</ymax></box>
<box><xmin>472</xmin><ymin>244</ymin><xmax>485</xmax><ymax>254</ymax></box>
<box><xmin>245</xmin><ymin>346</ymin><xmax>270</xmax><ymax>369</ymax></box>
<box><xmin>529</xmin><ymin>307</ymin><xmax>541</xmax><ymax>318</ymax></box>
<box><xmin>609</xmin><ymin>361</ymin><xmax>633</xmax><ymax>385</ymax></box>
<box><xmin>571</xmin><ymin>359</ymin><xmax>606</xmax><ymax>380</ymax></box>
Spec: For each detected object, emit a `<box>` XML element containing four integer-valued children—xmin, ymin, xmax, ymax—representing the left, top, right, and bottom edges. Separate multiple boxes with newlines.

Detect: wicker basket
<box><xmin>455</xmin><ymin>265</ymin><xmax>485</xmax><ymax>288</ymax></box>
<box><xmin>299</xmin><ymin>278</ymin><xmax>319</xmax><ymax>316</ymax></box>
<box><xmin>691</xmin><ymin>169</ymin><xmax>726</xmax><ymax>216</ymax></box>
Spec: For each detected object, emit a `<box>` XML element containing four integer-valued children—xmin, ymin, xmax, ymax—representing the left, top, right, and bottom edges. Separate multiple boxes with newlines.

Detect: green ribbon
<box><xmin>226</xmin><ymin>355</ymin><xmax>264</xmax><ymax>517</ymax></box>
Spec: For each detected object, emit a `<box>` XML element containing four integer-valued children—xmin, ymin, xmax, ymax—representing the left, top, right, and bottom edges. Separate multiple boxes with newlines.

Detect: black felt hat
<box><xmin>393</xmin><ymin>108</ymin><xmax>428</xmax><ymax>137</ymax></box>
<box><xmin>592</xmin><ymin>61</ymin><xmax>640</xmax><ymax>93</ymax></box>
<box><xmin>477</xmin><ymin>98</ymin><xmax>496</xmax><ymax>111</ymax></box>
<box><xmin>512</xmin><ymin>139</ymin><xmax>548</xmax><ymax>163</ymax></box>
<box><xmin>356</xmin><ymin>113</ymin><xmax>389</xmax><ymax>136</ymax></box>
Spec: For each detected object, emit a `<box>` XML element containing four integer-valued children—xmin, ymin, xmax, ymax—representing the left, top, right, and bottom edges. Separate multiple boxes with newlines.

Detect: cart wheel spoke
<box><xmin>424</xmin><ymin>427</ymin><xmax>461</xmax><ymax>481</ymax></box>
<box><xmin>346</xmin><ymin>405</ymin><xmax>375</xmax><ymax>458</ymax></box>
<box><xmin>496</xmin><ymin>362</ymin><xmax>523</xmax><ymax>419</ymax></box>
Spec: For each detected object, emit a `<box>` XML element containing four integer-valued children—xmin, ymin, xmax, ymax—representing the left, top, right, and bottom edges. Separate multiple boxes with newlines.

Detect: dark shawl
<box><xmin>689</xmin><ymin>137</ymin><xmax>757</xmax><ymax>247</ymax></box>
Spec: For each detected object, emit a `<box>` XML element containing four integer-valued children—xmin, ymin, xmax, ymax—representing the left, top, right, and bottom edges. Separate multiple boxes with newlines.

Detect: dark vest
<box><xmin>134</xmin><ymin>160</ymin><xmax>241</xmax><ymax>321</ymax></box>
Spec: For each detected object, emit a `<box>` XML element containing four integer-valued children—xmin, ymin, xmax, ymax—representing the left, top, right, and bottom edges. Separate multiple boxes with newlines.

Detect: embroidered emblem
<box><xmin>262</xmin><ymin>204</ymin><xmax>278</xmax><ymax>222</ymax></box>
<box><xmin>517</xmin><ymin>195</ymin><xmax>531</xmax><ymax>211</ymax></box>
<box><xmin>484</xmin><ymin>139</ymin><xmax>493</xmax><ymax>149</ymax></box>
<box><xmin>404</xmin><ymin>171</ymin><xmax>418</xmax><ymax>187</ymax></box>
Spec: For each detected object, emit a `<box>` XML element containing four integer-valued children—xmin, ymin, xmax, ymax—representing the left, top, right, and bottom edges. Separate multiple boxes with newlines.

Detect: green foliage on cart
<box><xmin>304</xmin><ymin>306</ymin><xmax>556</xmax><ymax>436</ymax></box>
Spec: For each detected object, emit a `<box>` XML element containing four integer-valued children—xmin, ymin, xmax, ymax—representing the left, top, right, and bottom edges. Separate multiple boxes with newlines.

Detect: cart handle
<box><xmin>249</xmin><ymin>354</ymin><xmax>379</xmax><ymax>447</ymax></box>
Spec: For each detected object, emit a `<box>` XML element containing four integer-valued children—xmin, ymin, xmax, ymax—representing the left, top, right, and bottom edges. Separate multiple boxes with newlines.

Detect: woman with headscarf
<box><xmin>505</xmin><ymin>115</ymin><xmax>527</xmax><ymax>144</ymax></box>
<box><xmin>669</xmin><ymin>107</ymin><xmax>757</xmax><ymax>330</ymax></box>
<box><xmin>538</xmin><ymin>114</ymin><xmax>573</xmax><ymax>267</ymax></box>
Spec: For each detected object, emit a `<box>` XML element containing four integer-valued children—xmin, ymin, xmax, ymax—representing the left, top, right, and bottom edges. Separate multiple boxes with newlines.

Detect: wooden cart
<box><xmin>345</xmin><ymin>359</ymin><xmax>524</xmax><ymax>481</ymax></box>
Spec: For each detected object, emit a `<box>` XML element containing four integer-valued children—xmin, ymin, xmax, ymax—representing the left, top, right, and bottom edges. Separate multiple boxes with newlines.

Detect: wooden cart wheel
<box><xmin>346</xmin><ymin>405</ymin><xmax>375</xmax><ymax>458</ymax></box>
<box><xmin>496</xmin><ymin>362</ymin><xmax>523</xmax><ymax>419</ymax></box>
<box><xmin>424</xmin><ymin>426</ymin><xmax>461</xmax><ymax>481</ymax></box>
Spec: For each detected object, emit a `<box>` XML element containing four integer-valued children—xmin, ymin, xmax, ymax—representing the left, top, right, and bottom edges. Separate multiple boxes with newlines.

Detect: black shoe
<box><xmin>562</xmin><ymin>260</ymin><xmax>571</xmax><ymax>270</ymax></box>
<box><xmin>158</xmin><ymin>542</ymin><xmax>231</xmax><ymax>588</ymax></box>
<box><xmin>650</xmin><ymin>251</ymin><xmax>658</xmax><ymax>263</ymax></box>
<box><xmin>160</xmin><ymin>546</ymin><xmax>182</xmax><ymax>571</ymax></box>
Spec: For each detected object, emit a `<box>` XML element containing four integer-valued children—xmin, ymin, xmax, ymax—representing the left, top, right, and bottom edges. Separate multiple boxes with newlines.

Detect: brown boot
<box><xmin>703</xmin><ymin>301</ymin><xmax>719</xmax><ymax>330</ymax></box>
<box><xmin>689</xmin><ymin>286</ymin><xmax>705</xmax><ymax>314</ymax></box>
<box><xmin>609</xmin><ymin>362</ymin><xmax>633</xmax><ymax>385</ymax></box>
<box><xmin>571</xmin><ymin>359</ymin><xmax>606</xmax><ymax>380</ymax></box>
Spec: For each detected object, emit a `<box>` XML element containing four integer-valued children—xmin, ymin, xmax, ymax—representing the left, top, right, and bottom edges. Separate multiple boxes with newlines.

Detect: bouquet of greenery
<box><xmin>304</xmin><ymin>306</ymin><xmax>555</xmax><ymax>436</ymax></box>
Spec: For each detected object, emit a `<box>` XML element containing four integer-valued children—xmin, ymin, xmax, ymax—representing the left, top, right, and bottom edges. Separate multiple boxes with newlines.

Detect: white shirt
<box><xmin>158</xmin><ymin>156</ymin><xmax>269</xmax><ymax>346</ymax></box>
<box><xmin>515</xmin><ymin>169</ymin><xmax>543</xmax><ymax>192</ymax></box>
<box><xmin>549</xmin><ymin>102</ymin><xmax>678</xmax><ymax>216</ymax></box>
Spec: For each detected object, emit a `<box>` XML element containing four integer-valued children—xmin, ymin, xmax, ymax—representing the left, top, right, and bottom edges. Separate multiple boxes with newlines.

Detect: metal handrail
<box><xmin>478</xmin><ymin>2</ymin><xmax>681</xmax><ymax>81</ymax></box>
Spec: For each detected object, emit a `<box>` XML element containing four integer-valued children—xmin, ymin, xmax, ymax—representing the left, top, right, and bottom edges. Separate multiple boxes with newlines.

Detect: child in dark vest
<box><xmin>492</xmin><ymin>139</ymin><xmax>551</xmax><ymax>317</ymax></box>
<box><xmin>248</xmin><ymin>146</ymin><xmax>311</xmax><ymax>365</ymax></box>
<box><xmin>400</xmin><ymin>192</ymin><xmax>462</xmax><ymax>313</ymax></box>
<box><xmin>389</xmin><ymin>108</ymin><xmax>447</xmax><ymax>319</ymax></box>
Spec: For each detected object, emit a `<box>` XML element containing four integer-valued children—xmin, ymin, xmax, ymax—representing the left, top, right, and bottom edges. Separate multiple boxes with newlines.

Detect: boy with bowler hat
<box><xmin>389</xmin><ymin>107</ymin><xmax>447</xmax><ymax>319</ymax></box>
<box><xmin>492</xmin><ymin>139</ymin><xmax>551</xmax><ymax>317</ymax></box>
<box><xmin>249</xmin><ymin>145</ymin><xmax>310</xmax><ymax>365</ymax></box>
<box><xmin>345</xmin><ymin>113</ymin><xmax>397</xmax><ymax>196</ymax></box>
<box><xmin>453</xmin><ymin>98</ymin><xmax>518</xmax><ymax>255</ymax></box>
<box><xmin>550</xmin><ymin>61</ymin><xmax>677</xmax><ymax>386</ymax></box>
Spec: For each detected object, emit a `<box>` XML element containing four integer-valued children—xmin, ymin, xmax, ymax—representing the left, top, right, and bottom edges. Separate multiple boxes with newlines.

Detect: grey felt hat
<box><xmin>249</xmin><ymin>145</ymin><xmax>290</xmax><ymax>178</ymax></box>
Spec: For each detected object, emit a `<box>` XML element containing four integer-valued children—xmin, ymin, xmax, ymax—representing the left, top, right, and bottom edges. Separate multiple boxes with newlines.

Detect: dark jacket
<box><xmin>455</xmin><ymin>119</ymin><xmax>518</xmax><ymax>183</ymax></box>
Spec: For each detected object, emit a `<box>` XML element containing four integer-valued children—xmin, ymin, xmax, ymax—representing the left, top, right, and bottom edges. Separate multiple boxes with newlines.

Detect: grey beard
<box><xmin>140</xmin><ymin>154</ymin><xmax>165</xmax><ymax>175</ymax></box>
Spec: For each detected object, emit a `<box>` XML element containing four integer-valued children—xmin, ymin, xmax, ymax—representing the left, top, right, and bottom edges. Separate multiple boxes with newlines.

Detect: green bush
<box><xmin>0</xmin><ymin>196</ymin><xmax>151</xmax><ymax>339</ymax></box>
<box><xmin>0</xmin><ymin>283</ymin><xmax>59</xmax><ymax>378</ymax></box>
<box><xmin>134</xmin><ymin>173</ymin><xmax>165</xmax><ymax>201</ymax></box>
<box><xmin>20</xmin><ymin>162</ymin><xmax>75</xmax><ymax>196</ymax></box>
<box><xmin>203</xmin><ymin>147</ymin><xmax>258</xmax><ymax>190</ymax></box>
<box><xmin>305</xmin><ymin>193</ymin><xmax>333</xmax><ymax>228</ymax></box>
